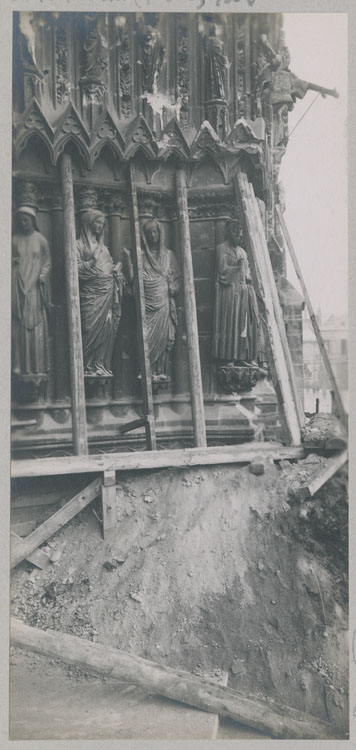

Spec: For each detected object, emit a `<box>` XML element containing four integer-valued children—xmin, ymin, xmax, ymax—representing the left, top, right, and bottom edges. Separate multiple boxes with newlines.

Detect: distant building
<box><xmin>303</xmin><ymin>312</ymin><xmax>348</xmax><ymax>414</ymax></box>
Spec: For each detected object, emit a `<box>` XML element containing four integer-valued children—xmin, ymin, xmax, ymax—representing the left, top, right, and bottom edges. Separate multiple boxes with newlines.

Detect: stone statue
<box><xmin>256</xmin><ymin>38</ymin><xmax>339</xmax><ymax>146</ymax></box>
<box><xmin>82</xmin><ymin>14</ymin><xmax>106</xmax><ymax>81</ymax></box>
<box><xmin>204</xmin><ymin>24</ymin><xmax>228</xmax><ymax>101</ymax></box>
<box><xmin>138</xmin><ymin>23</ymin><xmax>165</xmax><ymax>94</ymax></box>
<box><xmin>212</xmin><ymin>220</ymin><xmax>259</xmax><ymax>366</ymax></box>
<box><xmin>12</xmin><ymin>206</ymin><xmax>51</xmax><ymax>380</ymax></box>
<box><xmin>140</xmin><ymin>219</ymin><xmax>180</xmax><ymax>379</ymax></box>
<box><xmin>77</xmin><ymin>209</ymin><xmax>124</xmax><ymax>376</ymax></box>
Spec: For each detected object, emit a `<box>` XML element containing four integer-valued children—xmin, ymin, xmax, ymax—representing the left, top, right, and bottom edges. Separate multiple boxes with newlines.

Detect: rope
<box><xmin>288</xmin><ymin>93</ymin><xmax>321</xmax><ymax>139</ymax></box>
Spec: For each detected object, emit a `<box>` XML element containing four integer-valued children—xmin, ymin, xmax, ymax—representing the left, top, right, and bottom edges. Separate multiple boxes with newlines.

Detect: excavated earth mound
<box><xmin>10</xmin><ymin>459</ymin><xmax>348</xmax><ymax>737</ymax></box>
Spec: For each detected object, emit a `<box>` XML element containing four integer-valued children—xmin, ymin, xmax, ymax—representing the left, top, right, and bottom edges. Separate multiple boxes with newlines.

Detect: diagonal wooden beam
<box><xmin>236</xmin><ymin>172</ymin><xmax>302</xmax><ymax>446</ymax></box>
<box><xmin>10</xmin><ymin>532</ymin><xmax>50</xmax><ymax>569</ymax></box>
<box><xmin>11</xmin><ymin>617</ymin><xmax>345</xmax><ymax>740</ymax></box>
<box><xmin>292</xmin><ymin>450</ymin><xmax>348</xmax><ymax>502</ymax></box>
<box><xmin>276</xmin><ymin>205</ymin><xmax>348</xmax><ymax>431</ymax></box>
<box><xmin>10</xmin><ymin>477</ymin><xmax>101</xmax><ymax>569</ymax></box>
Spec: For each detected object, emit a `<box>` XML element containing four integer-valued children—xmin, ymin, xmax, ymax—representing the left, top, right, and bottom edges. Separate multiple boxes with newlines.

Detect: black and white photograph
<box><xmin>6</xmin><ymin>5</ymin><xmax>350</xmax><ymax>743</ymax></box>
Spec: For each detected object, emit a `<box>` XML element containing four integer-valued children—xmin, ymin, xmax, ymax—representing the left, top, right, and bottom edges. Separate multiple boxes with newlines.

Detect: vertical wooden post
<box><xmin>175</xmin><ymin>169</ymin><xmax>207</xmax><ymax>448</ymax></box>
<box><xmin>128</xmin><ymin>163</ymin><xmax>156</xmax><ymax>451</ymax></box>
<box><xmin>101</xmin><ymin>470</ymin><xmax>117</xmax><ymax>538</ymax></box>
<box><xmin>59</xmin><ymin>153</ymin><xmax>88</xmax><ymax>456</ymax></box>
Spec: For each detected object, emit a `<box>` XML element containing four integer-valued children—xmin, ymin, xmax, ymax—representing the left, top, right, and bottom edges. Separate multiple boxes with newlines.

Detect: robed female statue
<box><xmin>141</xmin><ymin>219</ymin><xmax>180</xmax><ymax>378</ymax></box>
<box><xmin>204</xmin><ymin>24</ymin><xmax>228</xmax><ymax>101</ymax></box>
<box><xmin>77</xmin><ymin>209</ymin><xmax>124</xmax><ymax>376</ymax></box>
<box><xmin>12</xmin><ymin>206</ymin><xmax>51</xmax><ymax>379</ymax></box>
<box><xmin>213</xmin><ymin>221</ymin><xmax>259</xmax><ymax>365</ymax></box>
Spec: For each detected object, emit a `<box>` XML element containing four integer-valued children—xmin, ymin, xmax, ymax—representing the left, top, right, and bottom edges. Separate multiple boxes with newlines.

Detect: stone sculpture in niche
<box><xmin>212</xmin><ymin>220</ymin><xmax>262</xmax><ymax>394</ymax></box>
<box><xmin>204</xmin><ymin>23</ymin><xmax>228</xmax><ymax>101</ymax></box>
<box><xmin>82</xmin><ymin>14</ymin><xmax>107</xmax><ymax>82</ymax></box>
<box><xmin>203</xmin><ymin>23</ymin><xmax>229</xmax><ymax>140</ymax></box>
<box><xmin>140</xmin><ymin>219</ymin><xmax>180</xmax><ymax>382</ymax></box>
<box><xmin>12</xmin><ymin>205</ymin><xmax>52</xmax><ymax>398</ymax></box>
<box><xmin>138</xmin><ymin>20</ymin><xmax>165</xmax><ymax>95</ymax></box>
<box><xmin>77</xmin><ymin>209</ymin><xmax>124</xmax><ymax>377</ymax></box>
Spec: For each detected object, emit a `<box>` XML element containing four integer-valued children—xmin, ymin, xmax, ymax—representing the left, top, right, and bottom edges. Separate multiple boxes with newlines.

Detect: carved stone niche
<box><xmin>217</xmin><ymin>363</ymin><xmax>261</xmax><ymax>395</ymax></box>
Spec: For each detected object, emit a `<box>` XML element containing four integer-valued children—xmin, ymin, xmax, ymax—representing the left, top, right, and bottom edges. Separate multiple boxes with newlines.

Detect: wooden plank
<box><xmin>276</xmin><ymin>206</ymin><xmax>348</xmax><ymax>431</ymax></box>
<box><xmin>101</xmin><ymin>470</ymin><xmax>117</xmax><ymax>538</ymax></box>
<box><xmin>119</xmin><ymin>417</ymin><xmax>147</xmax><ymax>434</ymax></box>
<box><xmin>11</xmin><ymin>443</ymin><xmax>305</xmax><ymax>478</ymax></box>
<box><xmin>10</xmin><ymin>477</ymin><xmax>101</xmax><ymax>569</ymax></box>
<box><xmin>250</xmin><ymin>197</ymin><xmax>304</xmax><ymax>430</ymax></box>
<box><xmin>175</xmin><ymin>169</ymin><xmax>207</xmax><ymax>447</ymax></box>
<box><xmin>59</xmin><ymin>152</ymin><xmax>88</xmax><ymax>456</ymax></box>
<box><xmin>129</xmin><ymin>163</ymin><xmax>156</xmax><ymax>451</ymax></box>
<box><xmin>294</xmin><ymin>450</ymin><xmax>348</xmax><ymax>501</ymax></box>
<box><xmin>236</xmin><ymin>173</ymin><xmax>302</xmax><ymax>446</ymax></box>
<box><xmin>11</xmin><ymin>618</ymin><xmax>344</xmax><ymax>739</ymax></box>
<box><xmin>10</xmin><ymin>532</ymin><xmax>50</xmax><ymax>569</ymax></box>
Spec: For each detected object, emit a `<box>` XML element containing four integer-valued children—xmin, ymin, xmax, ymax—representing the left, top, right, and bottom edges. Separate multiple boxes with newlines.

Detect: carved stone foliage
<box><xmin>137</xmin><ymin>190</ymin><xmax>174</xmax><ymax>221</ymax></box>
<box><xmin>187</xmin><ymin>191</ymin><xmax>238</xmax><ymax>221</ymax></box>
<box><xmin>75</xmin><ymin>185</ymin><xmax>98</xmax><ymax>213</ymax></box>
<box><xmin>177</xmin><ymin>22</ymin><xmax>190</xmax><ymax>129</ymax></box>
<box><xmin>14</xmin><ymin>179</ymin><xmax>39</xmax><ymax>209</ymax></box>
<box><xmin>218</xmin><ymin>364</ymin><xmax>260</xmax><ymax>394</ymax></box>
<box><xmin>116</xmin><ymin>19</ymin><xmax>132</xmax><ymax>118</ymax></box>
<box><xmin>236</xmin><ymin>21</ymin><xmax>246</xmax><ymax>118</ymax></box>
<box><xmin>55</xmin><ymin>14</ymin><xmax>70</xmax><ymax>105</ymax></box>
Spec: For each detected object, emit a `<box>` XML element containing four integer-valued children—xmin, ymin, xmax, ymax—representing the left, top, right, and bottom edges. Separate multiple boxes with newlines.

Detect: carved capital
<box><xmin>217</xmin><ymin>364</ymin><xmax>260</xmax><ymax>394</ymax></box>
<box><xmin>14</xmin><ymin>179</ymin><xmax>39</xmax><ymax>209</ymax></box>
<box><xmin>108</xmin><ymin>191</ymin><xmax>127</xmax><ymax>214</ymax></box>
<box><xmin>75</xmin><ymin>185</ymin><xmax>98</xmax><ymax>213</ymax></box>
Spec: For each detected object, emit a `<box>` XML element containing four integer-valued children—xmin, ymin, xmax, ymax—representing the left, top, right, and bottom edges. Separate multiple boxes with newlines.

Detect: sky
<box><xmin>280</xmin><ymin>13</ymin><xmax>347</xmax><ymax>320</ymax></box>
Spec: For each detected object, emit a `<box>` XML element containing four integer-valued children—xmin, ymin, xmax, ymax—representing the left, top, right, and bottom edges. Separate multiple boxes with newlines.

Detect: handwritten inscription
<box><xmin>15</xmin><ymin>0</ymin><xmax>256</xmax><ymax>8</ymax></box>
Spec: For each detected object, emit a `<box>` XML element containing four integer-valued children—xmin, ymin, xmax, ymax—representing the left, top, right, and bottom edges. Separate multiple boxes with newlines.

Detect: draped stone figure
<box><xmin>77</xmin><ymin>209</ymin><xmax>124</xmax><ymax>376</ymax></box>
<box><xmin>12</xmin><ymin>206</ymin><xmax>51</xmax><ymax>380</ymax></box>
<box><xmin>139</xmin><ymin>24</ymin><xmax>165</xmax><ymax>94</ymax></box>
<box><xmin>213</xmin><ymin>221</ymin><xmax>259</xmax><ymax>365</ymax></box>
<box><xmin>204</xmin><ymin>24</ymin><xmax>228</xmax><ymax>101</ymax></box>
<box><xmin>141</xmin><ymin>219</ymin><xmax>180</xmax><ymax>379</ymax></box>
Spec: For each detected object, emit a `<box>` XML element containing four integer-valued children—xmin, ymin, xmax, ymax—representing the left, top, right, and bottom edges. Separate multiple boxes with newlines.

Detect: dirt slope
<box><xmin>10</xmin><ymin>459</ymin><xmax>348</xmax><ymax>736</ymax></box>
